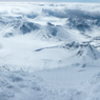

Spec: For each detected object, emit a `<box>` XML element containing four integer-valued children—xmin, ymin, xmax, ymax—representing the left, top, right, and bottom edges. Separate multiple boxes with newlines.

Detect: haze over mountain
<box><xmin>0</xmin><ymin>0</ymin><xmax>99</xmax><ymax>2</ymax></box>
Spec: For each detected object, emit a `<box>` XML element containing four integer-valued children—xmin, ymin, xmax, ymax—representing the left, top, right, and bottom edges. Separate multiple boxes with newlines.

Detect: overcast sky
<box><xmin>0</xmin><ymin>0</ymin><xmax>100</xmax><ymax>2</ymax></box>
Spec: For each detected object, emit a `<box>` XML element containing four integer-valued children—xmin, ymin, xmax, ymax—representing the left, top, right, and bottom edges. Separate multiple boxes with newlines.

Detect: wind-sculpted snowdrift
<box><xmin>0</xmin><ymin>2</ymin><xmax>100</xmax><ymax>100</ymax></box>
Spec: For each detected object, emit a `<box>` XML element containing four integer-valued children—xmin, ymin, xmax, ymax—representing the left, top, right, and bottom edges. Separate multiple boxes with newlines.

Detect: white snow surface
<box><xmin>0</xmin><ymin>2</ymin><xmax>100</xmax><ymax>100</ymax></box>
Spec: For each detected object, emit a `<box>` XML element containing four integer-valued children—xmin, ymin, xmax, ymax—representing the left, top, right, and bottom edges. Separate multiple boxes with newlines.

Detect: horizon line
<box><xmin>0</xmin><ymin>0</ymin><xmax>99</xmax><ymax>3</ymax></box>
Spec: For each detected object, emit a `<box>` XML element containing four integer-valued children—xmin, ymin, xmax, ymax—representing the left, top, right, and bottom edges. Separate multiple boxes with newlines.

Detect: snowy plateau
<box><xmin>0</xmin><ymin>2</ymin><xmax>100</xmax><ymax>100</ymax></box>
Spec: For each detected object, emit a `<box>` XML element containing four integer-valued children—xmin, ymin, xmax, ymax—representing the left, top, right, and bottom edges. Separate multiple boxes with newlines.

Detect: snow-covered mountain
<box><xmin>0</xmin><ymin>2</ymin><xmax>100</xmax><ymax>100</ymax></box>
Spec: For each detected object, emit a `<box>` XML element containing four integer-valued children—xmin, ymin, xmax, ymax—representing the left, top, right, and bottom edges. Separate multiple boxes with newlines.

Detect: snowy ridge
<box><xmin>0</xmin><ymin>2</ymin><xmax>100</xmax><ymax>100</ymax></box>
